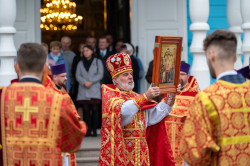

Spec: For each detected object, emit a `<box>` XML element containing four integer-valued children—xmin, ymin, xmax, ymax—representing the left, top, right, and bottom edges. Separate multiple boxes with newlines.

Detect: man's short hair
<box><xmin>42</xmin><ymin>42</ymin><xmax>48</xmax><ymax>50</ymax></box>
<box><xmin>86</xmin><ymin>36</ymin><xmax>95</xmax><ymax>41</ymax></box>
<box><xmin>17</xmin><ymin>43</ymin><xmax>46</xmax><ymax>74</ymax></box>
<box><xmin>99</xmin><ymin>36</ymin><xmax>108</xmax><ymax>43</ymax></box>
<box><xmin>50</xmin><ymin>41</ymin><xmax>61</xmax><ymax>49</ymax></box>
<box><xmin>61</xmin><ymin>36</ymin><xmax>71</xmax><ymax>44</ymax></box>
<box><xmin>42</xmin><ymin>42</ymin><xmax>49</xmax><ymax>53</ymax></box>
<box><xmin>124</xmin><ymin>43</ymin><xmax>135</xmax><ymax>55</ymax></box>
<box><xmin>203</xmin><ymin>30</ymin><xmax>237</xmax><ymax>60</ymax></box>
<box><xmin>120</xmin><ymin>44</ymin><xmax>127</xmax><ymax>51</ymax></box>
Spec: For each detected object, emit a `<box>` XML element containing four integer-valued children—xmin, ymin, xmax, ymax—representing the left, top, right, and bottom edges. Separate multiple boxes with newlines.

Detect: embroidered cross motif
<box><xmin>138</xmin><ymin>120</ymin><xmax>143</xmax><ymax>129</ymax></box>
<box><xmin>15</xmin><ymin>148</ymin><xmax>36</xmax><ymax>164</ymax></box>
<box><xmin>15</xmin><ymin>98</ymin><xmax>38</xmax><ymax>122</ymax></box>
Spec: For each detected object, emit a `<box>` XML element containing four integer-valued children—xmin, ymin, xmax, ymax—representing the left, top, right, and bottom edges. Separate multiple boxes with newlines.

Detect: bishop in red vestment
<box><xmin>99</xmin><ymin>53</ymin><xmax>178</xmax><ymax>166</ymax></box>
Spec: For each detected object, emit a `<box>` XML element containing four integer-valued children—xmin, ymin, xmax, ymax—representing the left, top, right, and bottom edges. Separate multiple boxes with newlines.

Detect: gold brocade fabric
<box><xmin>99</xmin><ymin>85</ymin><xmax>150</xmax><ymax>166</ymax></box>
<box><xmin>44</xmin><ymin>76</ymin><xmax>80</xmax><ymax>120</ymax></box>
<box><xmin>164</xmin><ymin>76</ymin><xmax>200</xmax><ymax>166</ymax></box>
<box><xmin>1</xmin><ymin>82</ymin><xmax>86</xmax><ymax>166</ymax></box>
<box><xmin>180</xmin><ymin>80</ymin><xmax>250</xmax><ymax>166</ymax></box>
<box><xmin>122</xmin><ymin>110</ymin><xmax>149</xmax><ymax>166</ymax></box>
<box><xmin>170</xmin><ymin>75</ymin><xmax>200</xmax><ymax>116</ymax></box>
<box><xmin>44</xmin><ymin>76</ymin><xmax>79</xmax><ymax>166</ymax></box>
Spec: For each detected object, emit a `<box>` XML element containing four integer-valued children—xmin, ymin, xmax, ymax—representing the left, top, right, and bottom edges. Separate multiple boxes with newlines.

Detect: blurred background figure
<box><xmin>42</xmin><ymin>42</ymin><xmax>54</xmax><ymax>66</ymax></box>
<box><xmin>123</xmin><ymin>43</ymin><xmax>141</xmax><ymax>93</ymax></box>
<box><xmin>96</xmin><ymin>36</ymin><xmax>113</xmax><ymax>84</ymax></box>
<box><xmin>119</xmin><ymin>44</ymin><xmax>127</xmax><ymax>53</ymax></box>
<box><xmin>42</xmin><ymin>42</ymin><xmax>49</xmax><ymax>56</ymax></box>
<box><xmin>106</xmin><ymin>33</ymin><xmax>115</xmax><ymax>53</ymax></box>
<box><xmin>114</xmin><ymin>39</ymin><xmax>124</xmax><ymax>53</ymax></box>
<box><xmin>86</xmin><ymin>36</ymin><xmax>97</xmax><ymax>52</ymax></box>
<box><xmin>71</xmin><ymin>42</ymin><xmax>86</xmax><ymax>107</ymax></box>
<box><xmin>145</xmin><ymin>60</ymin><xmax>154</xmax><ymax>85</ymax></box>
<box><xmin>61</xmin><ymin>36</ymin><xmax>76</xmax><ymax>96</ymax></box>
<box><xmin>76</xmin><ymin>45</ymin><xmax>104</xmax><ymax>137</ymax></box>
<box><xmin>48</xmin><ymin>41</ymin><xmax>70</xmax><ymax>91</ymax></box>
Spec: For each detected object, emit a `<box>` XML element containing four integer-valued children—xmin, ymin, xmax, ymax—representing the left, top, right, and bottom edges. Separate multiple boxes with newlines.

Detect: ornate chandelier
<box><xmin>40</xmin><ymin>0</ymin><xmax>83</xmax><ymax>31</ymax></box>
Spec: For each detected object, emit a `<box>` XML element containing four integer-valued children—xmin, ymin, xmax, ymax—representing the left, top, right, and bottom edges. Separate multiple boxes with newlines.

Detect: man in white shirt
<box><xmin>96</xmin><ymin>36</ymin><xmax>113</xmax><ymax>84</ymax></box>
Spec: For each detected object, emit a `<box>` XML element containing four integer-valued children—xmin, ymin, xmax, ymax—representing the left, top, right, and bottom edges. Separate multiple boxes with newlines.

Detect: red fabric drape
<box><xmin>147</xmin><ymin>119</ymin><xmax>175</xmax><ymax>166</ymax></box>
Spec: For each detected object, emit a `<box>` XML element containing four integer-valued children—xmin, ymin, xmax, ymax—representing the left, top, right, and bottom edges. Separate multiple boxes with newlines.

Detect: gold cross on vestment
<box><xmin>15</xmin><ymin>98</ymin><xmax>38</xmax><ymax>122</ymax></box>
<box><xmin>138</xmin><ymin>120</ymin><xmax>144</xmax><ymax>129</ymax></box>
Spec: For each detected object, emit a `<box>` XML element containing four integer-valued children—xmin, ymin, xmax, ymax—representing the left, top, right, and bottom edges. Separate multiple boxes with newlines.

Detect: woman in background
<box><xmin>76</xmin><ymin>45</ymin><xmax>104</xmax><ymax>136</ymax></box>
<box><xmin>71</xmin><ymin>42</ymin><xmax>86</xmax><ymax>108</ymax></box>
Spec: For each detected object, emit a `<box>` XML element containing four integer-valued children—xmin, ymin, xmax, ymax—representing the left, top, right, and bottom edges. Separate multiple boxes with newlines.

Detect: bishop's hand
<box><xmin>164</xmin><ymin>84</ymin><xmax>181</xmax><ymax>106</ymax></box>
<box><xmin>145</xmin><ymin>84</ymin><xmax>160</xmax><ymax>100</ymax></box>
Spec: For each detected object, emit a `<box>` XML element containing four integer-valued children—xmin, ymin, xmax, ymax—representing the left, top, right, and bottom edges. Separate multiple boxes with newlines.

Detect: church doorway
<box><xmin>41</xmin><ymin>0</ymin><xmax>131</xmax><ymax>53</ymax></box>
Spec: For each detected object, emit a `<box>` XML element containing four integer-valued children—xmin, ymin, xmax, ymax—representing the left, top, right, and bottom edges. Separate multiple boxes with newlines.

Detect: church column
<box><xmin>227</xmin><ymin>0</ymin><xmax>243</xmax><ymax>69</ymax></box>
<box><xmin>189</xmin><ymin>0</ymin><xmax>210</xmax><ymax>90</ymax></box>
<box><xmin>0</xmin><ymin>0</ymin><xmax>17</xmax><ymax>86</ymax></box>
<box><xmin>241</xmin><ymin>0</ymin><xmax>250</xmax><ymax>66</ymax></box>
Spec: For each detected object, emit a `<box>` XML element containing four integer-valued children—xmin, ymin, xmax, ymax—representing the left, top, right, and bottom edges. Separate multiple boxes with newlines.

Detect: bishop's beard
<box><xmin>117</xmin><ymin>78</ymin><xmax>134</xmax><ymax>91</ymax></box>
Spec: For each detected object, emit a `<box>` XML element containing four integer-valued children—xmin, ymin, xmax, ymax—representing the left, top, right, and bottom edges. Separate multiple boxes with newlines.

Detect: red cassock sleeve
<box><xmin>59</xmin><ymin>95</ymin><xmax>87</xmax><ymax>153</ymax></box>
<box><xmin>145</xmin><ymin>103</ymin><xmax>175</xmax><ymax>166</ymax></box>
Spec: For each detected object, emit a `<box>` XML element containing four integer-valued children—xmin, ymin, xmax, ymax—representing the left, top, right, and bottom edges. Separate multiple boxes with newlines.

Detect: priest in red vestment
<box><xmin>180</xmin><ymin>30</ymin><xmax>250</xmax><ymax>165</ymax></box>
<box><xmin>11</xmin><ymin>47</ymin><xmax>52</xmax><ymax>85</ymax></box>
<box><xmin>46</xmin><ymin>64</ymin><xmax>80</xmax><ymax>166</ymax></box>
<box><xmin>99</xmin><ymin>53</ymin><xmax>178</xmax><ymax>166</ymax></box>
<box><xmin>0</xmin><ymin>43</ymin><xmax>86</xmax><ymax>166</ymax></box>
<box><xmin>156</xmin><ymin>61</ymin><xmax>200</xmax><ymax>166</ymax></box>
<box><xmin>45</xmin><ymin>64</ymin><xmax>68</xmax><ymax>95</ymax></box>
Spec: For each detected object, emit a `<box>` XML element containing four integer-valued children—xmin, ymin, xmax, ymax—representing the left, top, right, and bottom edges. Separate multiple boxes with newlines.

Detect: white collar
<box><xmin>20</xmin><ymin>75</ymin><xmax>41</xmax><ymax>81</ymax></box>
<box><xmin>101</xmin><ymin>49</ymin><xmax>106</xmax><ymax>53</ymax></box>
<box><xmin>216</xmin><ymin>70</ymin><xmax>237</xmax><ymax>80</ymax></box>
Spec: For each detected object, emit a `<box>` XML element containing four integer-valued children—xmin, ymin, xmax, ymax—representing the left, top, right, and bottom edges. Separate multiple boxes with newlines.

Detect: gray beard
<box><xmin>118</xmin><ymin>79</ymin><xmax>134</xmax><ymax>91</ymax></box>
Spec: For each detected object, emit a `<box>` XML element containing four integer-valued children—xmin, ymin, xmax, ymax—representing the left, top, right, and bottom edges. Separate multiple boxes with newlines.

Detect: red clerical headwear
<box><xmin>106</xmin><ymin>53</ymin><xmax>133</xmax><ymax>78</ymax></box>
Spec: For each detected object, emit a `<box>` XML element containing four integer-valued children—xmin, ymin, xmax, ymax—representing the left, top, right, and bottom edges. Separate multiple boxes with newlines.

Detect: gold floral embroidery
<box><xmin>132</xmin><ymin>94</ymin><xmax>149</xmax><ymax>109</ymax></box>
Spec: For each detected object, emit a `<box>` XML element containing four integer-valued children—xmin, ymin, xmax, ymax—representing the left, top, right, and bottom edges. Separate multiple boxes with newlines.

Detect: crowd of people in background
<box><xmin>42</xmin><ymin>34</ymin><xmax>145</xmax><ymax>137</ymax></box>
<box><xmin>3</xmin><ymin>30</ymin><xmax>249</xmax><ymax>165</ymax></box>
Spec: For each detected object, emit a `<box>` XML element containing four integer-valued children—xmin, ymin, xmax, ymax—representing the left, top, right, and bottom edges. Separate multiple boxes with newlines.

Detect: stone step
<box><xmin>76</xmin><ymin>157</ymin><xmax>99</xmax><ymax>166</ymax></box>
<box><xmin>76</xmin><ymin>147</ymin><xmax>100</xmax><ymax>158</ymax></box>
<box><xmin>76</xmin><ymin>163</ymin><xmax>98</xmax><ymax>166</ymax></box>
<box><xmin>76</xmin><ymin>133</ymin><xmax>101</xmax><ymax>166</ymax></box>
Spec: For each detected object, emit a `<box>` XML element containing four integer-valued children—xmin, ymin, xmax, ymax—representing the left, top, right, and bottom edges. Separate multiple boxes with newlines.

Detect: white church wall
<box><xmin>131</xmin><ymin>0</ymin><xmax>188</xmax><ymax>93</ymax></box>
<box><xmin>14</xmin><ymin>0</ymin><xmax>41</xmax><ymax>50</ymax></box>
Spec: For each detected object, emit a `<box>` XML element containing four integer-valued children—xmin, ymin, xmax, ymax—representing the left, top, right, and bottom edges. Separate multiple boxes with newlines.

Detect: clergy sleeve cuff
<box><xmin>132</xmin><ymin>93</ymin><xmax>149</xmax><ymax>109</ymax></box>
<box><xmin>164</xmin><ymin>93</ymin><xmax>176</xmax><ymax>107</ymax></box>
